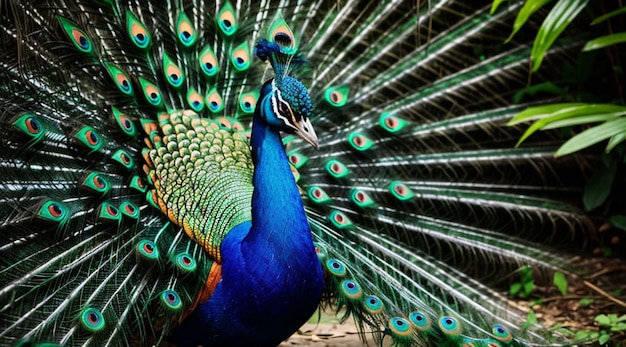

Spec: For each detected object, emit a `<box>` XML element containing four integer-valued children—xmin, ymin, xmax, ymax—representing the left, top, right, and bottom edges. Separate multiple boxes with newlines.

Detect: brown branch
<box><xmin>586</xmin><ymin>266</ymin><xmax>626</xmax><ymax>281</ymax></box>
<box><xmin>583</xmin><ymin>280</ymin><xmax>626</xmax><ymax>308</ymax></box>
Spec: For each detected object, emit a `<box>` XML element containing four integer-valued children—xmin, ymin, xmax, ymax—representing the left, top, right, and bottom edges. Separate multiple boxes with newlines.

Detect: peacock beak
<box><xmin>294</xmin><ymin>117</ymin><xmax>319</xmax><ymax>149</ymax></box>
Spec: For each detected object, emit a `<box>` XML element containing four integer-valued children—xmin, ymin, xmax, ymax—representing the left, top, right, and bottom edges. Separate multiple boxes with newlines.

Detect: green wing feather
<box><xmin>146</xmin><ymin>110</ymin><xmax>253</xmax><ymax>261</ymax></box>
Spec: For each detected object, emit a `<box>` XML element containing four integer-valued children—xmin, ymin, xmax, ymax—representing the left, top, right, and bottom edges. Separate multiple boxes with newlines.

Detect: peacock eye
<box><xmin>271</xmin><ymin>89</ymin><xmax>294</xmax><ymax>125</ymax></box>
<box><xmin>277</xmin><ymin>96</ymin><xmax>292</xmax><ymax>118</ymax></box>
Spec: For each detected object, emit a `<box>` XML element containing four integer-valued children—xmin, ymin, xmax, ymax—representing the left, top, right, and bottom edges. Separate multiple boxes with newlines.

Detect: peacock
<box><xmin>0</xmin><ymin>0</ymin><xmax>619</xmax><ymax>346</ymax></box>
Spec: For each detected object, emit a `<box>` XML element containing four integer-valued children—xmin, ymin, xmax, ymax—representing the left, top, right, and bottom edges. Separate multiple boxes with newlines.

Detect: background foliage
<box><xmin>497</xmin><ymin>1</ymin><xmax>626</xmax><ymax>345</ymax></box>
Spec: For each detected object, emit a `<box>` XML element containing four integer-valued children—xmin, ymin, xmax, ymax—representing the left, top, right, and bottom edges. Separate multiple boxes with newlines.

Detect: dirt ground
<box><xmin>278</xmin><ymin>319</ymin><xmax>382</xmax><ymax>347</ymax></box>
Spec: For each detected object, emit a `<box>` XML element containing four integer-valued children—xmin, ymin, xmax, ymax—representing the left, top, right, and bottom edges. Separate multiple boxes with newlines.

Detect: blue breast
<box><xmin>168</xmin><ymin>220</ymin><xmax>324</xmax><ymax>346</ymax></box>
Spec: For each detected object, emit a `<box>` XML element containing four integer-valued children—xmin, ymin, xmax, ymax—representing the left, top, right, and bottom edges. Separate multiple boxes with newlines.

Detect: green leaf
<box><xmin>606</xmin><ymin>132</ymin><xmax>626</xmax><ymax>152</ymax></box>
<box><xmin>579</xmin><ymin>298</ymin><xmax>594</xmax><ymax>306</ymax></box>
<box><xmin>523</xmin><ymin>309</ymin><xmax>538</xmax><ymax>330</ymax></box>
<box><xmin>523</xmin><ymin>279</ymin><xmax>534</xmax><ymax>296</ymax></box>
<box><xmin>531</xmin><ymin>0</ymin><xmax>589</xmax><ymax>71</ymax></box>
<box><xmin>609</xmin><ymin>214</ymin><xmax>626</xmax><ymax>231</ymax></box>
<box><xmin>530</xmin><ymin>298</ymin><xmax>544</xmax><ymax>306</ymax></box>
<box><xmin>575</xmin><ymin>329</ymin><xmax>593</xmax><ymax>340</ymax></box>
<box><xmin>598</xmin><ymin>333</ymin><xmax>610</xmax><ymax>345</ymax></box>
<box><xmin>589</xmin><ymin>331</ymin><xmax>601</xmax><ymax>340</ymax></box>
<box><xmin>527</xmin><ymin>310</ymin><xmax>538</xmax><ymax>324</ymax></box>
<box><xmin>508</xmin><ymin>103</ymin><xmax>588</xmax><ymax>125</ymax></box>
<box><xmin>555</xmin><ymin>117</ymin><xmax>626</xmax><ymax>157</ymax></box>
<box><xmin>553</xmin><ymin>271</ymin><xmax>568</xmax><ymax>295</ymax></box>
<box><xmin>520</xmin><ymin>265</ymin><xmax>534</xmax><ymax>281</ymax></box>
<box><xmin>613</xmin><ymin>322</ymin><xmax>626</xmax><ymax>332</ymax></box>
<box><xmin>596</xmin><ymin>314</ymin><xmax>612</xmax><ymax>326</ymax></box>
<box><xmin>584</xmin><ymin>32</ymin><xmax>626</xmax><ymax>51</ymax></box>
<box><xmin>583</xmin><ymin>161</ymin><xmax>617</xmax><ymax>211</ymax></box>
<box><xmin>510</xmin><ymin>104</ymin><xmax>626</xmax><ymax>147</ymax></box>
<box><xmin>591</xmin><ymin>7</ymin><xmax>626</xmax><ymax>25</ymax></box>
<box><xmin>490</xmin><ymin>0</ymin><xmax>508</xmax><ymax>14</ymax></box>
<box><xmin>510</xmin><ymin>282</ymin><xmax>522</xmax><ymax>296</ymax></box>
<box><xmin>541</xmin><ymin>114</ymin><xmax>625</xmax><ymax>130</ymax></box>
<box><xmin>505</xmin><ymin>0</ymin><xmax>554</xmax><ymax>42</ymax></box>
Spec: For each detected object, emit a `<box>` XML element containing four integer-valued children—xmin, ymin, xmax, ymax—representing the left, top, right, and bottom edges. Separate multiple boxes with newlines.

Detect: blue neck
<box><xmin>245</xmin><ymin>87</ymin><xmax>312</xmax><ymax>253</ymax></box>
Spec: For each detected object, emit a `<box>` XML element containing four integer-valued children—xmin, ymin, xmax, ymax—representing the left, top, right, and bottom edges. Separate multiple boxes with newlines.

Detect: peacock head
<box><xmin>264</xmin><ymin>76</ymin><xmax>318</xmax><ymax>149</ymax></box>
<box><xmin>255</xmin><ymin>16</ymin><xmax>317</xmax><ymax>148</ymax></box>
